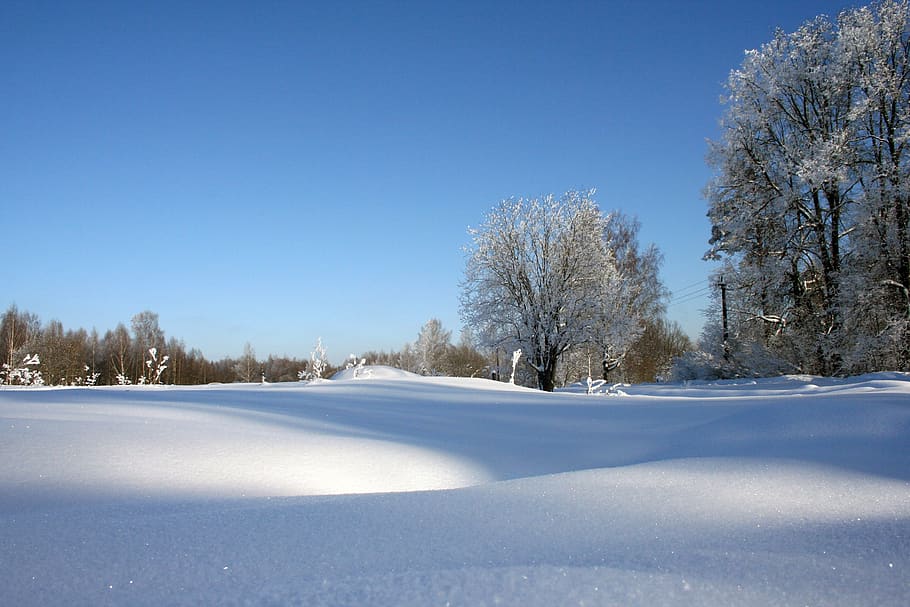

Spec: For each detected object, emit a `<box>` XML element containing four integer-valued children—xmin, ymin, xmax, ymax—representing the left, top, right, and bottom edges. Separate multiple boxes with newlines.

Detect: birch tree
<box><xmin>594</xmin><ymin>213</ymin><xmax>667</xmax><ymax>379</ymax></box>
<box><xmin>1</xmin><ymin>305</ymin><xmax>40</xmax><ymax>381</ymax></box>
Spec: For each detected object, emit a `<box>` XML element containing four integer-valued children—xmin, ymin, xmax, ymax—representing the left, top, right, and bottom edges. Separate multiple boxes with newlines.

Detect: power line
<box><xmin>667</xmin><ymin>286</ymin><xmax>712</xmax><ymax>307</ymax></box>
<box><xmin>669</xmin><ymin>279</ymin><xmax>710</xmax><ymax>298</ymax></box>
<box><xmin>670</xmin><ymin>285</ymin><xmax>711</xmax><ymax>300</ymax></box>
<box><xmin>671</xmin><ymin>278</ymin><xmax>710</xmax><ymax>293</ymax></box>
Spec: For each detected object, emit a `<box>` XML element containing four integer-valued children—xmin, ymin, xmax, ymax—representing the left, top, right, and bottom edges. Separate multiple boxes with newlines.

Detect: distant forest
<box><xmin>0</xmin><ymin>305</ymin><xmax>690</xmax><ymax>388</ymax></box>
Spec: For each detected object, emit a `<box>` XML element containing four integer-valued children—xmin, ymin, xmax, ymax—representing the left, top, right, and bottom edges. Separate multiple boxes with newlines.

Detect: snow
<box><xmin>1</xmin><ymin>369</ymin><xmax>908</xmax><ymax>606</ymax></box>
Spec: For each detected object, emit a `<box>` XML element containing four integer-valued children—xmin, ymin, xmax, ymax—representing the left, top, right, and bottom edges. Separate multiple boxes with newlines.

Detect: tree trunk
<box><xmin>537</xmin><ymin>366</ymin><xmax>556</xmax><ymax>392</ymax></box>
<box><xmin>602</xmin><ymin>356</ymin><xmax>621</xmax><ymax>382</ymax></box>
<box><xmin>534</xmin><ymin>348</ymin><xmax>559</xmax><ymax>392</ymax></box>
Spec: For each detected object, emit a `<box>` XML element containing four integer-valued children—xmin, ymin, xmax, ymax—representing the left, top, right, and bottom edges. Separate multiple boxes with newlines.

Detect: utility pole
<box><xmin>718</xmin><ymin>275</ymin><xmax>730</xmax><ymax>361</ymax></box>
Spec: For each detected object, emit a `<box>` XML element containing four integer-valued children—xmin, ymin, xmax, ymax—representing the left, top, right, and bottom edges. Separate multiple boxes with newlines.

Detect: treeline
<box><xmin>364</xmin><ymin>317</ymin><xmax>692</xmax><ymax>387</ymax></box>
<box><xmin>0</xmin><ymin>305</ymin><xmax>325</xmax><ymax>386</ymax></box>
<box><xmin>1</xmin><ymin>304</ymin><xmax>691</xmax><ymax>388</ymax></box>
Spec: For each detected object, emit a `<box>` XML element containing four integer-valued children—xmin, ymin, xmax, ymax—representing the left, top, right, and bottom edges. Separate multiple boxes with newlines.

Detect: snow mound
<box><xmin>331</xmin><ymin>364</ymin><xmax>420</xmax><ymax>381</ymax></box>
<box><xmin>1</xmin><ymin>373</ymin><xmax>909</xmax><ymax>606</ymax></box>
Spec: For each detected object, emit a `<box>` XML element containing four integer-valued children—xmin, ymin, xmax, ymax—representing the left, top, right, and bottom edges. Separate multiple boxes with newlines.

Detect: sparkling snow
<box><xmin>1</xmin><ymin>370</ymin><xmax>908</xmax><ymax>605</ymax></box>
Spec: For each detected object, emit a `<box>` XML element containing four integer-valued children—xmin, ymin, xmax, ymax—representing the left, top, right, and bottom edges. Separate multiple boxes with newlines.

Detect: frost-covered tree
<box><xmin>461</xmin><ymin>190</ymin><xmax>621</xmax><ymax>391</ymax></box>
<box><xmin>300</xmin><ymin>337</ymin><xmax>328</xmax><ymax>381</ymax></box>
<box><xmin>705</xmin><ymin>0</ymin><xmax>910</xmax><ymax>374</ymax></box>
<box><xmin>592</xmin><ymin>213</ymin><xmax>667</xmax><ymax>379</ymax></box>
<box><xmin>837</xmin><ymin>0</ymin><xmax>910</xmax><ymax>370</ymax></box>
<box><xmin>415</xmin><ymin>318</ymin><xmax>451</xmax><ymax>376</ymax></box>
<box><xmin>398</xmin><ymin>343</ymin><xmax>417</xmax><ymax>374</ymax></box>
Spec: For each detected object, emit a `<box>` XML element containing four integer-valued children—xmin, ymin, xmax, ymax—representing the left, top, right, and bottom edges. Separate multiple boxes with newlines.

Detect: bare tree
<box><xmin>104</xmin><ymin>323</ymin><xmax>133</xmax><ymax>384</ymax></box>
<box><xmin>236</xmin><ymin>342</ymin><xmax>258</xmax><ymax>383</ymax></box>
<box><xmin>1</xmin><ymin>305</ymin><xmax>40</xmax><ymax>381</ymax></box>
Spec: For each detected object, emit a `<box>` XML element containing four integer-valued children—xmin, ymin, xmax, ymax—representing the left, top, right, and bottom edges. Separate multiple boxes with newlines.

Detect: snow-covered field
<box><xmin>1</xmin><ymin>368</ymin><xmax>908</xmax><ymax>606</ymax></box>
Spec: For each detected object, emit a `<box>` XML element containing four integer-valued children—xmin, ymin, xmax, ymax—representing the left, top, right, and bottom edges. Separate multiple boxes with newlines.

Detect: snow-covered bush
<box><xmin>72</xmin><ymin>365</ymin><xmax>101</xmax><ymax>386</ymax></box>
<box><xmin>0</xmin><ymin>354</ymin><xmax>44</xmax><ymax>386</ymax></box>
<box><xmin>669</xmin><ymin>350</ymin><xmax>736</xmax><ymax>382</ymax></box>
<box><xmin>299</xmin><ymin>338</ymin><xmax>329</xmax><ymax>382</ymax></box>
<box><xmin>344</xmin><ymin>355</ymin><xmax>366</xmax><ymax>378</ymax></box>
<box><xmin>140</xmin><ymin>348</ymin><xmax>169</xmax><ymax>385</ymax></box>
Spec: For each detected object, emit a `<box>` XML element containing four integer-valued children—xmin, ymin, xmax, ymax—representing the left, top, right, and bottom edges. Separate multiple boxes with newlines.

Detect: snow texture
<box><xmin>1</xmin><ymin>370</ymin><xmax>908</xmax><ymax>606</ymax></box>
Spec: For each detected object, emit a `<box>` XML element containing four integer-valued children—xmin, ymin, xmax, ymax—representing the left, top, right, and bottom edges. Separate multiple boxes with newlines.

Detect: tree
<box><xmin>142</xmin><ymin>347</ymin><xmax>169</xmax><ymax>385</ymax></box>
<box><xmin>35</xmin><ymin>321</ymin><xmax>93</xmax><ymax>385</ymax></box>
<box><xmin>705</xmin><ymin>0</ymin><xmax>910</xmax><ymax>374</ymax></box>
<box><xmin>301</xmin><ymin>338</ymin><xmax>328</xmax><ymax>381</ymax></box>
<box><xmin>415</xmin><ymin>319</ymin><xmax>451</xmax><ymax>375</ymax></box>
<box><xmin>104</xmin><ymin>323</ymin><xmax>133</xmax><ymax>385</ymax></box>
<box><xmin>461</xmin><ymin>190</ymin><xmax>621</xmax><ymax>391</ymax></box>
<box><xmin>167</xmin><ymin>337</ymin><xmax>187</xmax><ymax>384</ymax></box>
<box><xmin>593</xmin><ymin>213</ymin><xmax>667</xmax><ymax>379</ymax></box>
<box><xmin>446</xmin><ymin>329</ymin><xmax>490</xmax><ymax>378</ymax></box>
<box><xmin>236</xmin><ymin>342</ymin><xmax>258</xmax><ymax>383</ymax></box>
<box><xmin>838</xmin><ymin>0</ymin><xmax>910</xmax><ymax>370</ymax></box>
<box><xmin>622</xmin><ymin>318</ymin><xmax>693</xmax><ymax>383</ymax></box>
<box><xmin>1</xmin><ymin>305</ymin><xmax>40</xmax><ymax>382</ymax></box>
<box><xmin>0</xmin><ymin>353</ymin><xmax>43</xmax><ymax>386</ymax></box>
<box><xmin>131</xmin><ymin>311</ymin><xmax>165</xmax><ymax>382</ymax></box>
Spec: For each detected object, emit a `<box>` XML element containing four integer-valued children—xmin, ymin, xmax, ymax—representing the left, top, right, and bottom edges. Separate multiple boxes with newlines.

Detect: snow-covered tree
<box><xmin>415</xmin><ymin>318</ymin><xmax>451</xmax><ymax>376</ymax></box>
<box><xmin>300</xmin><ymin>337</ymin><xmax>328</xmax><ymax>381</ymax></box>
<box><xmin>591</xmin><ymin>212</ymin><xmax>667</xmax><ymax>379</ymax></box>
<box><xmin>461</xmin><ymin>190</ymin><xmax>622</xmax><ymax>391</ymax></box>
<box><xmin>837</xmin><ymin>0</ymin><xmax>910</xmax><ymax>370</ymax></box>
<box><xmin>705</xmin><ymin>0</ymin><xmax>910</xmax><ymax>374</ymax></box>
<box><xmin>344</xmin><ymin>354</ymin><xmax>366</xmax><ymax>378</ymax></box>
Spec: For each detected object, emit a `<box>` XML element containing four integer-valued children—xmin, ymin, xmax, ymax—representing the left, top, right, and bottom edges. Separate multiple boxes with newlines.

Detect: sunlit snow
<box><xmin>1</xmin><ymin>369</ymin><xmax>908</xmax><ymax>606</ymax></box>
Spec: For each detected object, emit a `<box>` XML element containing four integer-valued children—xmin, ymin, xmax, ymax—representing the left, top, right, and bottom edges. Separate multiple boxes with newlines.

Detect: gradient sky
<box><xmin>2</xmin><ymin>0</ymin><xmax>852</xmax><ymax>363</ymax></box>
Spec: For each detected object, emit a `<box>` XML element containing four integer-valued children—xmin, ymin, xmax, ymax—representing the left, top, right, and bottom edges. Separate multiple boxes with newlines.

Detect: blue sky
<box><xmin>2</xmin><ymin>0</ymin><xmax>851</xmax><ymax>363</ymax></box>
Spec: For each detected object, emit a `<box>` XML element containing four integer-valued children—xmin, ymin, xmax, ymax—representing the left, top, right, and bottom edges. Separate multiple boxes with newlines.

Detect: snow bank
<box><xmin>331</xmin><ymin>364</ymin><xmax>420</xmax><ymax>381</ymax></box>
<box><xmin>1</xmin><ymin>373</ymin><xmax>908</xmax><ymax>606</ymax></box>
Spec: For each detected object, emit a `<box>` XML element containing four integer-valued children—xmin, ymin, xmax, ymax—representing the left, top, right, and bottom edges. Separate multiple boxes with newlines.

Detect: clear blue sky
<box><xmin>2</xmin><ymin>0</ymin><xmax>851</xmax><ymax>363</ymax></box>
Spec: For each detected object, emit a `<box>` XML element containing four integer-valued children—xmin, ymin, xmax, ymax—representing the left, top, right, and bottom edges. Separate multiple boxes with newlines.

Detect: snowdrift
<box><xmin>1</xmin><ymin>370</ymin><xmax>908</xmax><ymax>606</ymax></box>
<box><xmin>330</xmin><ymin>363</ymin><xmax>421</xmax><ymax>381</ymax></box>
